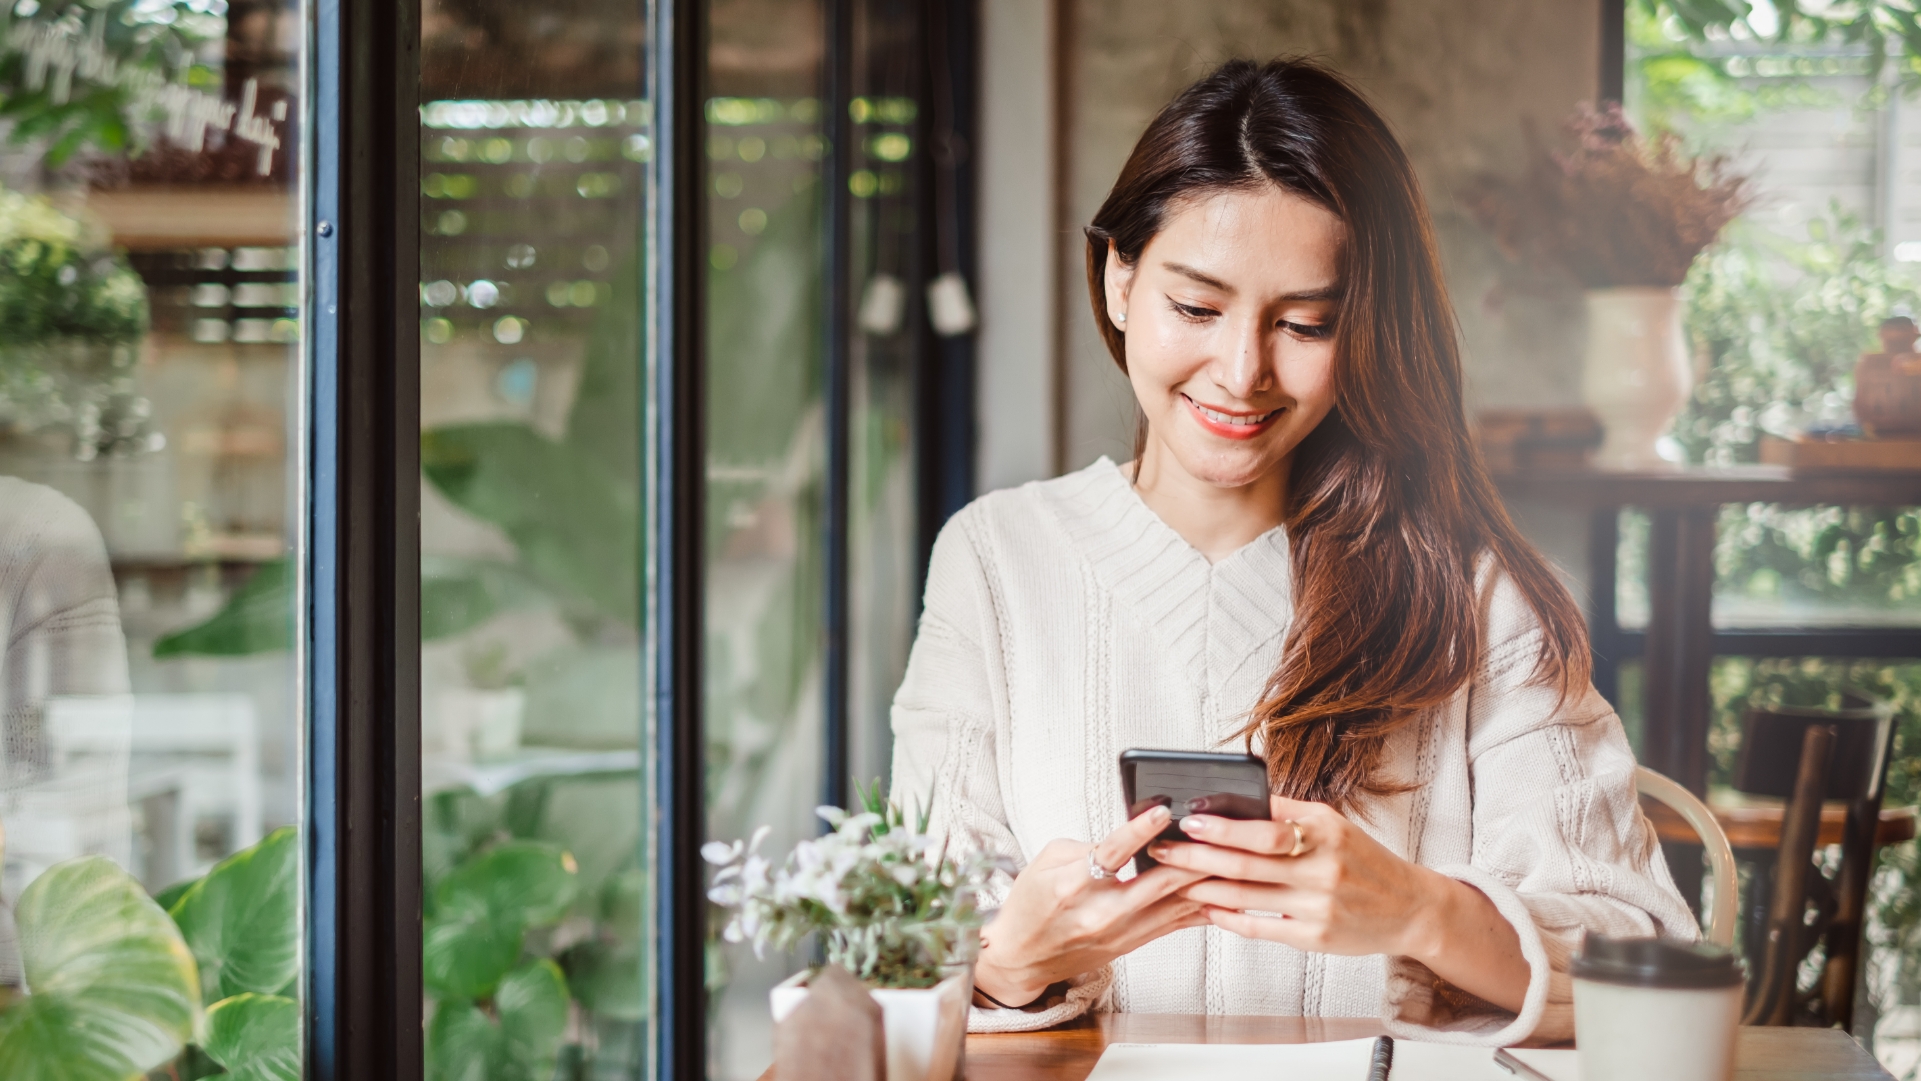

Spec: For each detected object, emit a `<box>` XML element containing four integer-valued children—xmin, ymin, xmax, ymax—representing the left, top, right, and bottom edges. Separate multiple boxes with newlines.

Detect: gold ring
<box><xmin>1283</xmin><ymin>819</ymin><xmax>1309</xmax><ymax>858</ymax></box>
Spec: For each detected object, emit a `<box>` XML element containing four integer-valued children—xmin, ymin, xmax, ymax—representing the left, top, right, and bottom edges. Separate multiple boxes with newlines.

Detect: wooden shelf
<box><xmin>86</xmin><ymin>187</ymin><xmax>295</xmax><ymax>251</ymax></box>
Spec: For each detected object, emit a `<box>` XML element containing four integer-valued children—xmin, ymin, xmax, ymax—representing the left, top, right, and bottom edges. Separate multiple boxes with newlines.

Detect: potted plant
<box><xmin>0</xmin><ymin>183</ymin><xmax>152</xmax><ymax>459</ymax></box>
<box><xmin>1468</xmin><ymin>105</ymin><xmax>1751</xmax><ymax>470</ymax></box>
<box><xmin>703</xmin><ymin>788</ymin><xmax>1004</xmax><ymax>1081</ymax></box>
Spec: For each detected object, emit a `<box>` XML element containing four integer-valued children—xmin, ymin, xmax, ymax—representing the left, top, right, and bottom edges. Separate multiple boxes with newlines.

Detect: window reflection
<box><xmin>418</xmin><ymin>0</ymin><xmax>651</xmax><ymax>1077</ymax></box>
<box><xmin>702</xmin><ymin>2</ymin><xmax>929</xmax><ymax>1077</ymax></box>
<box><xmin>0</xmin><ymin>0</ymin><xmax>304</xmax><ymax>1074</ymax></box>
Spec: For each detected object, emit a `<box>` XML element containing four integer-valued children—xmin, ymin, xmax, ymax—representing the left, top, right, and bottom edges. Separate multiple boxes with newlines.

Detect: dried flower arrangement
<box><xmin>1466</xmin><ymin>104</ymin><xmax>1753</xmax><ymax>288</ymax></box>
<box><xmin>704</xmin><ymin>787</ymin><xmax>1005</xmax><ymax>989</ymax></box>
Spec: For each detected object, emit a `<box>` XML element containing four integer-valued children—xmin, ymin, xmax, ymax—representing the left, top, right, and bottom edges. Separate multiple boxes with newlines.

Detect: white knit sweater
<box><xmin>888</xmin><ymin>458</ymin><xmax>1694</xmax><ymax>1044</ymax></box>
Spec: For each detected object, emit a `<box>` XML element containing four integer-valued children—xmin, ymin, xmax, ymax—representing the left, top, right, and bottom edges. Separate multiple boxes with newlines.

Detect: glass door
<box><xmin>0</xmin><ymin>0</ymin><xmax>307</xmax><ymax>1074</ymax></box>
<box><xmin>417</xmin><ymin>1</ymin><xmax>654</xmax><ymax>1079</ymax></box>
<box><xmin>700</xmin><ymin>0</ymin><xmax>966</xmax><ymax>1075</ymax></box>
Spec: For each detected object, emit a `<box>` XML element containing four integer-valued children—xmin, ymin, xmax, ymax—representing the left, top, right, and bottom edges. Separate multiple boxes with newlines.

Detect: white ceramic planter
<box><xmin>434</xmin><ymin>687</ymin><xmax>525</xmax><ymax>760</ymax></box>
<box><xmin>770</xmin><ymin>968</ymin><xmax>972</xmax><ymax>1081</ymax></box>
<box><xmin>1581</xmin><ymin>286</ymin><xmax>1693</xmax><ymax>471</ymax></box>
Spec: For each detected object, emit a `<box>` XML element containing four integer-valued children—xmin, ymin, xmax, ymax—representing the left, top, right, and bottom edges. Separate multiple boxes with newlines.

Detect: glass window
<box><xmin>0</xmin><ymin>0</ymin><xmax>306</xmax><ymax>1073</ymax></box>
<box><xmin>702</xmin><ymin>2</ymin><xmax>829</xmax><ymax>1072</ymax></box>
<box><xmin>417</xmin><ymin>1</ymin><xmax>652</xmax><ymax>1078</ymax></box>
<box><xmin>702</xmin><ymin>1</ymin><xmax>934</xmax><ymax>1076</ymax></box>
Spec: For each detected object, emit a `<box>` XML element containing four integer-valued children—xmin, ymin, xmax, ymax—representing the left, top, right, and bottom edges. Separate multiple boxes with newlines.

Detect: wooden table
<box><xmin>950</xmin><ymin>1013</ymin><xmax>1892</xmax><ymax>1080</ymax></box>
<box><xmin>1641</xmin><ymin>794</ymin><xmax>1919</xmax><ymax>851</ymax></box>
<box><xmin>1494</xmin><ymin>466</ymin><xmax>1921</xmax><ymax>796</ymax></box>
<box><xmin>763</xmin><ymin>1014</ymin><xmax>1895</xmax><ymax>1079</ymax></box>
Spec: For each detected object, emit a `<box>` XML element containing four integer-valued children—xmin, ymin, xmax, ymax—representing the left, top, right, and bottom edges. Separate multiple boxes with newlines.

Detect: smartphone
<box><xmin>1118</xmin><ymin>749</ymin><xmax>1270</xmax><ymax>873</ymax></box>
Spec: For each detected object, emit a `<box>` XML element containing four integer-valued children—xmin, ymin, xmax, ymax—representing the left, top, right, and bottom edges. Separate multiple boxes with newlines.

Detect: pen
<box><xmin>1366</xmin><ymin>1035</ymin><xmax>1394</xmax><ymax>1081</ymax></box>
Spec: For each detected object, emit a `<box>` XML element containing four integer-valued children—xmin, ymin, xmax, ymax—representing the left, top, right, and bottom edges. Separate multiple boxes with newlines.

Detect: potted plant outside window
<box><xmin>703</xmin><ymin>788</ymin><xmax>1004</xmax><ymax>1081</ymax></box>
<box><xmin>1468</xmin><ymin>105</ymin><xmax>1751</xmax><ymax>470</ymax></box>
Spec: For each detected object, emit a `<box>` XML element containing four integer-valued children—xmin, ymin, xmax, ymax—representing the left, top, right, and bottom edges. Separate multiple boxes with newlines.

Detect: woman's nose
<box><xmin>1209</xmin><ymin>316</ymin><xmax>1272</xmax><ymax>399</ymax></box>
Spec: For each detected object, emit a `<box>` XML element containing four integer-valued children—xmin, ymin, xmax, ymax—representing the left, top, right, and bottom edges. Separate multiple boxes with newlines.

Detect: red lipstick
<box><xmin>1182</xmin><ymin>394</ymin><xmax>1279</xmax><ymax>440</ymax></box>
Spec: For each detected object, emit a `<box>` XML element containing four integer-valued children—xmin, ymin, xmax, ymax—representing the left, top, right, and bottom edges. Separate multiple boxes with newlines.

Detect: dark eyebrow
<box><xmin>1162</xmin><ymin>261</ymin><xmax>1233</xmax><ymax>291</ymax></box>
<box><xmin>1160</xmin><ymin>261</ymin><xmax>1342</xmax><ymax>302</ymax></box>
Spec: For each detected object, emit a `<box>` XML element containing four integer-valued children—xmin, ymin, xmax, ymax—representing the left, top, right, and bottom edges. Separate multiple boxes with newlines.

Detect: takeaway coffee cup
<box><xmin>1571</xmin><ymin>935</ymin><xmax>1744</xmax><ymax>1081</ymax></box>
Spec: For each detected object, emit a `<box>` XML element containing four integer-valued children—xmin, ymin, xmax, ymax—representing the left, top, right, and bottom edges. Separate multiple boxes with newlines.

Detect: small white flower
<box><xmin>701</xmin><ymin>840</ymin><xmax>742</xmax><ymax>866</ymax></box>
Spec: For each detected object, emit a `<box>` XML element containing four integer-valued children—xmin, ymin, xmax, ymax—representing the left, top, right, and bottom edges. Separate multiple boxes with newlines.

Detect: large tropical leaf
<box><xmin>200</xmin><ymin>993</ymin><xmax>299</xmax><ymax>1081</ymax></box>
<box><xmin>426</xmin><ymin>960</ymin><xmax>571</xmax><ymax>1081</ymax></box>
<box><xmin>169</xmin><ymin>826</ymin><xmax>299</xmax><ymax>1001</ymax></box>
<box><xmin>424</xmin><ymin>841</ymin><xmax>578</xmax><ymax>1000</ymax></box>
<box><xmin>0</xmin><ymin>856</ymin><xmax>199</xmax><ymax>1080</ymax></box>
<box><xmin>156</xmin><ymin>556</ymin><xmax>543</xmax><ymax>658</ymax></box>
<box><xmin>421</xmin><ymin>556</ymin><xmax>546</xmax><ymax>639</ymax></box>
<box><xmin>421</xmin><ymin>423</ymin><xmax>639</xmax><ymax>626</ymax></box>
<box><xmin>152</xmin><ymin>560</ymin><xmax>293</xmax><ymax>658</ymax></box>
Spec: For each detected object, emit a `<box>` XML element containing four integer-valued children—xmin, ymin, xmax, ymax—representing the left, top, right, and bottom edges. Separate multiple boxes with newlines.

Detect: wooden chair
<box><xmin>1636</xmin><ymin>766</ymin><xmax>1739</xmax><ymax>948</ymax></box>
<box><xmin>1734</xmin><ymin>692</ymin><xmax>1896</xmax><ymax>1030</ymax></box>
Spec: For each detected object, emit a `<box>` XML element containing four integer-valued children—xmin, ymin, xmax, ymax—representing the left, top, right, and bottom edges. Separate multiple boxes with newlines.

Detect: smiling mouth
<box><xmin>1183</xmin><ymin>394</ymin><xmax>1277</xmax><ymax>427</ymax></box>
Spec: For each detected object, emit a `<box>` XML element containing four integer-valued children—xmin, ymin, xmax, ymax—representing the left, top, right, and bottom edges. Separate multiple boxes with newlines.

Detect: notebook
<box><xmin>1084</xmin><ymin>1039</ymin><xmax>1581</xmax><ymax>1081</ymax></box>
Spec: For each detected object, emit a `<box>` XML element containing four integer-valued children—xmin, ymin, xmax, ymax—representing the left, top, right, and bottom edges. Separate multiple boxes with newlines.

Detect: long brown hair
<box><xmin>1085</xmin><ymin>58</ymin><xmax>1590</xmax><ymax>812</ymax></box>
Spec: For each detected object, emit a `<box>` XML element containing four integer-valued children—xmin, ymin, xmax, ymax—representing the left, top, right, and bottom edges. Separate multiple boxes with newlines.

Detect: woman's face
<box><xmin>1104</xmin><ymin>186</ymin><xmax>1343</xmax><ymax>490</ymax></box>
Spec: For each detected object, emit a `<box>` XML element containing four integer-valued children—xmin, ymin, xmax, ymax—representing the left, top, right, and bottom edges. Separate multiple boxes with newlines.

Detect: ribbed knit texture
<box><xmin>889</xmin><ymin>458</ymin><xmax>1694</xmax><ymax>1044</ymax></box>
<box><xmin>0</xmin><ymin>476</ymin><xmax>130</xmax><ymax>984</ymax></box>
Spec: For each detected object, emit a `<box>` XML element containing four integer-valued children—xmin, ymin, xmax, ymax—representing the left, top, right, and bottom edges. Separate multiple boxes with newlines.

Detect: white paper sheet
<box><xmin>1084</xmin><ymin>1039</ymin><xmax>1547</xmax><ymax>1081</ymax></box>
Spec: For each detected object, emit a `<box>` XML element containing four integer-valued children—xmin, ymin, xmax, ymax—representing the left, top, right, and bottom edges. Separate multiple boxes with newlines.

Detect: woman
<box><xmin>887</xmin><ymin>58</ymin><xmax>1693</xmax><ymax>1044</ymax></box>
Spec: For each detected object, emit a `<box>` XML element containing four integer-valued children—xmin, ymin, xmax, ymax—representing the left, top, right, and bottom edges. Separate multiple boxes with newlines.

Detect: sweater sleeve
<box><xmin>889</xmin><ymin>513</ymin><xmax>1020</xmax><ymax>873</ymax></box>
<box><xmin>1383</xmin><ymin>568</ymin><xmax>1697</xmax><ymax>1047</ymax></box>
<box><xmin>888</xmin><ymin>512</ymin><xmax>1109</xmax><ymax>1033</ymax></box>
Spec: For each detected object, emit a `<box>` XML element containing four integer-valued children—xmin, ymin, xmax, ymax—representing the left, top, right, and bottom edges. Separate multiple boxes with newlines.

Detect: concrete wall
<box><xmin>976</xmin><ymin>0</ymin><xmax>1059</xmax><ymax>491</ymax></box>
<box><xmin>1054</xmin><ymin>0</ymin><xmax>1605</xmax><ymax>468</ymax></box>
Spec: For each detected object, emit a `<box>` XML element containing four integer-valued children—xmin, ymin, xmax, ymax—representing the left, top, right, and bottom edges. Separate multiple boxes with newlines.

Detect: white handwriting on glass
<box><xmin>8</xmin><ymin>11</ymin><xmax>284</xmax><ymax>176</ymax></box>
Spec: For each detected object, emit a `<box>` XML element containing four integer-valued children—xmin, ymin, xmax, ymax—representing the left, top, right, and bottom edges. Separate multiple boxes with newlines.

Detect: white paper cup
<box><xmin>1572</xmin><ymin>935</ymin><xmax>1743</xmax><ymax>1081</ymax></box>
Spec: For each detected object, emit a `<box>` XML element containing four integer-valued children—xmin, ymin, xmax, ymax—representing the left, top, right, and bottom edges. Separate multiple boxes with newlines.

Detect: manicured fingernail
<box><xmin>1180</xmin><ymin>816</ymin><xmax>1207</xmax><ymax>833</ymax></box>
<box><xmin>1149</xmin><ymin>805</ymin><xmax>1171</xmax><ymax>823</ymax></box>
<box><xmin>1148</xmin><ymin>843</ymin><xmax>1169</xmax><ymax>858</ymax></box>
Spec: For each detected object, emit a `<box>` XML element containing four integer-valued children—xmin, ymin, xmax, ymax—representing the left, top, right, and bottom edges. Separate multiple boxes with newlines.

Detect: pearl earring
<box><xmin>1116</xmin><ymin>312</ymin><xmax>1127</xmax><ymax>324</ymax></box>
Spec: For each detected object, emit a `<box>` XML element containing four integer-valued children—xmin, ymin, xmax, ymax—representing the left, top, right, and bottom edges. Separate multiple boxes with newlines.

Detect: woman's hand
<box><xmin>1149</xmin><ymin>795</ymin><xmax>1531</xmax><ymax>1013</ymax></box>
<box><xmin>973</xmin><ymin>804</ymin><xmax>1210</xmax><ymax>1008</ymax></box>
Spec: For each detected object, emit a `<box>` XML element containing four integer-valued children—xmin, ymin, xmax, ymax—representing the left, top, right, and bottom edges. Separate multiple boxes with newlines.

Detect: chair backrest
<box><xmin>1734</xmin><ymin>692</ymin><xmax>1894</xmax><ymax>802</ymax></box>
<box><xmin>1636</xmin><ymin>766</ymin><xmax>1738</xmax><ymax>948</ymax></box>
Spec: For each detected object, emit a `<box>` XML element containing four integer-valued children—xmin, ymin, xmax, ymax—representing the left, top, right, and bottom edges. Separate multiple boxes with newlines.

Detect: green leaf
<box><xmin>560</xmin><ymin>939</ymin><xmax>644</xmax><ymax>1021</ymax></box>
<box><xmin>421</xmin><ymin>556</ymin><xmax>545</xmax><ymax>640</ymax></box>
<box><xmin>424</xmin><ymin>841</ymin><xmax>578</xmax><ymax>1000</ymax></box>
<box><xmin>200</xmin><ymin>993</ymin><xmax>299</xmax><ymax>1081</ymax></box>
<box><xmin>564</xmin><ymin>251</ymin><xmax>642</xmax><ymax>486</ymax></box>
<box><xmin>421</xmin><ymin>423</ymin><xmax>639</xmax><ymax>626</ymax></box>
<box><xmin>0</xmin><ymin>856</ymin><xmax>199</xmax><ymax>1080</ymax></box>
<box><xmin>169</xmin><ymin>826</ymin><xmax>299</xmax><ymax>1001</ymax></box>
<box><xmin>496</xmin><ymin>959</ymin><xmax>570</xmax><ymax>1074</ymax></box>
<box><xmin>151</xmin><ymin>876</ymin><xmax>201</xmax><ymax>914</ymax></box>
<box><xmin>426</xmin><ymin>960</ymin><xmax>570</xmax><ymax>1081</ymax></box>
<box><xmin>425</xmin><ymin>998</ymin><xmax>493</xmax><ymax>1081</ymax></box>
<box><xmin>153</xmin><ymin>561</ymin><xmax>293</xmax><ymax>658</ymax></box>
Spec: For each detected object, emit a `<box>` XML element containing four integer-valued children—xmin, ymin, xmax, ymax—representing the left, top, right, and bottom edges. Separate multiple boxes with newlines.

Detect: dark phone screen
<box><xmin>1121</xmin><ymin>751</ymin><xmax>1269</xmax><ymax>872</ymax></box>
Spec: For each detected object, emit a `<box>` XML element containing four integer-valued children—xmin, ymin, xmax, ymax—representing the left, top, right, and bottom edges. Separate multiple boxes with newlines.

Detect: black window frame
<box><xmin>304</xmin><ymin>0</ymin><xmax>423</xmax><ymax>1075</ymax></box>
<box><xmin>299</xmin><ymin>0</ymin><xmax>980</xmax><ymax>1074</ymax></box>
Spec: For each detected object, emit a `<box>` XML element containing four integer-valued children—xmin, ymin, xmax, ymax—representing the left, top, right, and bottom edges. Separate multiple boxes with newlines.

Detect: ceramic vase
<box><xmin>770</xmin><ymin>967</ymin><xmax>973</xmax><ymax>1081</ymax></box>
<box><xmin>1581</xmin><ymin>286</ymin><xmax>1693</xmax><ymax>471</ymax></box>
<box><xmin>435</xmin><ymin>686</ymin><xmax>524</xmax><ymax>760</ymax></box>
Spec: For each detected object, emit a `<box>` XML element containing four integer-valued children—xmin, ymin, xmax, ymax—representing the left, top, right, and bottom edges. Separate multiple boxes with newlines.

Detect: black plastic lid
<box><xmin>1569</xmin><ymin>934</ymin><xmax>1744</xmax><ymax>989</ymax></box>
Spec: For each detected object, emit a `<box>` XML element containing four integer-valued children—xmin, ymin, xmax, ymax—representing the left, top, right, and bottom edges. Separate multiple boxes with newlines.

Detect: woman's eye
<box><xmin>1281</xmin><ymin>320</ymin><xmax>1332</xmax><ymax>340</ymax></box>
<box><xmin>1170</xmin><ymin>301</ymin><xmax>1218</xmax><ymax>321</ymax></box>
